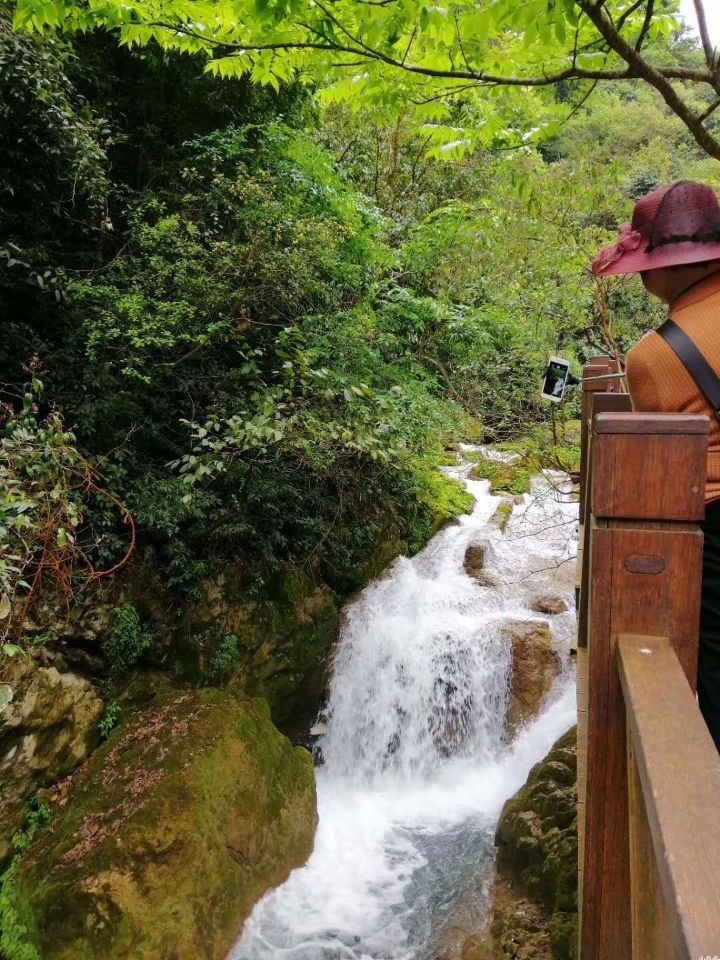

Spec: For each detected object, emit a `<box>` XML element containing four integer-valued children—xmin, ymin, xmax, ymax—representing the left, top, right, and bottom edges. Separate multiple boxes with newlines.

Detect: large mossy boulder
<box><xmin>462</xmin><ymin>727</ymin><xmax>578</xmax><ymax>960</ymax></box>
<box><xmin>495</xmin><ymin>726</ymin><xmax>578</xmax><ymax>960</ymax></box>
<box><xmin>495</xmin><ymin>727</ymin><xmax>578</xmax><ymax>916</ymax></box>
<box><xmin>8</xmin><ymin>685</ymin><xmax>317</xmax><ymax>960</ymax></box>
<box><xmin>0</xmin><ymin>652</ymin><xmax>104</xmax><ymax>864</ymax></box>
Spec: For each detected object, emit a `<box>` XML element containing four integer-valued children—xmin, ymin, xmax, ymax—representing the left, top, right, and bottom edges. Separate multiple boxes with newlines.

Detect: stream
<box><xmin>232</xmin><ymin>449</ymin><xmax>578</xmax><ymax>960</ymax></box>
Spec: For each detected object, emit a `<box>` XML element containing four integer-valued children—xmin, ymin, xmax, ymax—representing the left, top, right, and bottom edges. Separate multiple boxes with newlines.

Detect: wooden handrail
<box><xmin>578</xmin><ymin>403</ymin><xmax>712</xmax><ymax>960</ymax></box>
<box><xmin>618</xmin><ymin>634</ymin><xmax>720</xmax><ymax>960</ymax></box>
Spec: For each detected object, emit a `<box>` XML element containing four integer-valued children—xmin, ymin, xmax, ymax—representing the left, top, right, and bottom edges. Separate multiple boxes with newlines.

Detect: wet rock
<box><xmin>0</xmin><ymin>655</ymin><xmax>104</xmax><ymax>863</ymax></box>
<box><xmin>9</xmin><ymin>686</ymin><xmax>317</xmax><ymax>960</ymax></box>
<box><xmin>461</xmin><ymin>933</ymin><xmax>495</xmax><ymax>960</ymax></box>
<box><xmin>464</xmin><ymin>539</ymin><xmax>490</xmax><ymax>579</ymax></box>
<box><xmin>490</xmin><ymin>500</ymin><xmax>514</xmax><ymax>533</ymax></box>
<box><xmin>502</xmin><ymin>621</ymin><xmax>561</xmax><ymax>736</ymax></box>
<box><xmin>475</xmin><ymin>572</ymin><xmax>501</xmax><ymax>589</ymax></box>
<box><xmin>496</xmin><ymin>727</ymin><xmax>578</xmax><ymax>912</ymax></box>
<box><xmin>529</xmin><ymin>595</ymin><xmax>569</xmax><ymax>616</ymax></box>
<box><xmin>462</xmin><ymin>728</ymin><xmax>578</xmax><ymax>960</ymax></box>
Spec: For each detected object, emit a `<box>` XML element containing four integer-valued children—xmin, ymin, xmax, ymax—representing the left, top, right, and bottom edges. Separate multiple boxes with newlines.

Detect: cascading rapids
<box><xmin>320</xmin><ymin>557</ymin><xmax>511</xmax><ymax>781</ymax></box>
<box><xmin>232</xmin><ymin>451</ymin><xmax>578</xmax><ymax>960</ymax></box>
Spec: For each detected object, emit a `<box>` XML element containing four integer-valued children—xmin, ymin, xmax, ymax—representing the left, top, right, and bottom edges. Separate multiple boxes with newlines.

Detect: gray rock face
<box><xmin>0</xmin><ymin>655</ymin><xmax>103</xmax><ymax>862</ymax></box>
<box><xmin>501</xmin><ymin>621</ymin><xmax>561</xmax><ymax>738</ymax></box>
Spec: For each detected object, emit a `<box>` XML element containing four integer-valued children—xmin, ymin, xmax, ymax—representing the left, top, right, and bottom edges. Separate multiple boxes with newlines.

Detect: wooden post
<box><xmin>577</xmin><ymin>391</ymin><xmax>633</xmax><ymax>648</ymax></box>
<box><xmin>579</xmin><ymin>412</ymin><xmax>708</xmax><ymax>960</ymax></box>
<box><xmin>578</xmin><ymin>361</ymin><xmax>615</xmax><ymax>528</ymax></box>
<box><xmin>576</xmin><ymin>391</ymin><xmax>632</xmax><ymax>900</ymax></box>
<box><xmin>576</xmin><ymin>360</ymin><xmax>624</xmax><ymax>641</ymax></box>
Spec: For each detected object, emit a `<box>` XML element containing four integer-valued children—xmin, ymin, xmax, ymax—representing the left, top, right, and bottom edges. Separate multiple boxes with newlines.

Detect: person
<box><xmin>591</xmin><ymin>180</ymin><xmax>720</xmax><ymax>751</ymax></box>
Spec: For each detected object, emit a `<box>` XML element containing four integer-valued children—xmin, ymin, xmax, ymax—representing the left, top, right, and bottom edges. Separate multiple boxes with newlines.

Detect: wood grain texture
<box><xmin>594</xmin><ymin>412</ymin><xmax>710</xmax><ymax>436</ymax></box>
<box><xmin>580</xmin><ymin>415</ymin><xmax>706</xmax><ymax>960</ymax></box>
<box><xmin>627</xmin><ymin>728</ymin><xmax>674</xmax><ymax>960</ymax></box>
<box><xmin>592</xmin><ymin>421</ymin><xmax>707</xmax><ymax>522</ymax></box>
<box><xmin>577</xmin><ymin>394</ymin><xmax>633</xmax><ymax>647</ymax></box>
<box><xmin>579</xmin><ymin>364</ymin><xmax>613</xmax><ymax>525</ymax></box>
<box><xmin>619</xmin><ymin>635</ymin><xmax>720</xmax><ymax>960</ymax></box>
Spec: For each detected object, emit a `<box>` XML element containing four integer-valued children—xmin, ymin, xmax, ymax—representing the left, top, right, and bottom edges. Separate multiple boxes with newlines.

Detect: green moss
<box><xmin>9</xmin><ymin>689</ymin><xmax>316</xmax><ymax>960</ymax></box>
<box><xmin>469</xmin><ymin>457</ymin><xmax>531</xmax><ymax>495</ymax></box>
<box><xmin>549</xmin><ymin>912</ymin><xmax>578</xmax><ymax>960</ymax></box>
<box><xmin>409</xmin><ymin>468</ymin><xmax>474</xmax><ymax>553</ymax></box>
<box><xmin>496</xmin><ymin>726</ymin><xmax>578</xmax><ymax>914</ymax></box>
<box><xmin>0</xmin><ymin>803</ymin><xmax>51</xmax><ymax>960</ymax></box>
<box><xmin>490</xmin><ymin>500</ymin><xmax>514</xmax><ymax>533</ymax></box>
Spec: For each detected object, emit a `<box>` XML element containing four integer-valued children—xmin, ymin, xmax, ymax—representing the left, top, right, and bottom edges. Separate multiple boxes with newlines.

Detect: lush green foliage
<box><xmin>0</xmin><ymin>802</ymin><xmax>50</xmax><ymax>960</ymax></box>
<box><xmin>0</xmin><ymin>5</ymin><xmax>108</xmax><ymax>340</ymax></box>
<box><xmin>207</xmin><ymin>634</ymin><xmax>241</xmax><ymax>683</ymax></box>
<box><xmin>98</xmin><ymin>701</ymin><xmax>122</xmax><ymax>739</ymax></box>
<box><xmin>14</xmin><ymin>0</ymin><xmax>720</xmax><ymax>163</ymax></box>
<box><xmin>1</xmin><ymin>9</ymin><xmax>717</xmax><ymax>665</ymax></box>
<box><xmin>0</xmin><ymin>380</ymin><xmax>133</xmax><ymax>646</ymax></box>
<box><xmin>103</xmin><ymin>603</ymin><xmax>155</xmax><ymax>677</ymax></box>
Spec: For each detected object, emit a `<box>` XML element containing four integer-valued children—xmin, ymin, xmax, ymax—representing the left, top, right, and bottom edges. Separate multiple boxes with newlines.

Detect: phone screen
<box><xmin>541</xmin><ymin>359</ymin><xmax>570</xmax><ymax>403</ymax></box>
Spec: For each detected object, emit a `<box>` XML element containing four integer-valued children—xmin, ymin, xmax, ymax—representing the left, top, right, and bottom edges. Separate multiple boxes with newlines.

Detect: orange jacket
<box><xmin>625</xmin><ymin>271</ymin><xmax>720</xmax><ymax>504</ymax></box>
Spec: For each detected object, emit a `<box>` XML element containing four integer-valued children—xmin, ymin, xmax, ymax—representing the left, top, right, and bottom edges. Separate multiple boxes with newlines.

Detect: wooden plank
<box><xmin>627</xmin><ymin>724</ymin><xmax>674</xmax><ymax>960</ymax></box>
<box><xmin>619</xmin><ymin>635</ymin><xmax>720</xmax><ymax>960</ymax></box>
<box><xmin>594</xmin><ymin>412</ymin><xmax>710</xmax><ymax>435</ymax></box>
<box><xmin>580</xmin><ymin>517</ymin><xmax>616</xmax><ymax>960</ymax></box>
<box><xmin>592</xmin><ymin>416</ymin><xmax>708</xmax><ymax>522</ymax></box>
<box><xmin>583</xmin><ymin>526</ymin><xmax>704</xmax><ymax>960</ymax></box>
<box><xmin>576</xmin><ymin>646</ymin><xmax>588</xmax><ymax>903</ymax></box>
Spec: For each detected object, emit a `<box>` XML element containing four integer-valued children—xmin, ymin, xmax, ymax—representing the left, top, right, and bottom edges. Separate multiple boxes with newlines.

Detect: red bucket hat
<box><xmin>591</xmin><ymin>181</ymin><xmax>720</xmax><ymax>276</ymax></box>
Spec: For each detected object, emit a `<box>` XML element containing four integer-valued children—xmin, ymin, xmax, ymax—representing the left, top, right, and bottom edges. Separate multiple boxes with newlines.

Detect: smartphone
<box><xmin>541</xmin><ymin>357</ymin><xmax>571</xmax><ymax>403</ymax></box>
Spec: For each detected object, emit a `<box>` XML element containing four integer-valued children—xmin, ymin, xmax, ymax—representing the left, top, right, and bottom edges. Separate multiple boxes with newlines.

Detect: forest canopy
<box><xmin>13</xmin><ymin>0</ymin><xmax>720</xmax><ymax>159</ymax></box>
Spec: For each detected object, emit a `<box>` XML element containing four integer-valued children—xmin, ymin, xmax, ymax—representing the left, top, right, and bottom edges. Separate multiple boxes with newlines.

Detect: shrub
<box><xmin>207</xmin><ymin>634</ymin><xmax>241</xmax><ymax>683</ymax></box>
<box><xmin>98</xmin><ymin>701</ymin><xmax>122</xmax><ymax>740</ymax></box>
<box><xmin>102</xmin><ymin>603</ymin><xmax>155</xmax><ymax>677</ymax></box>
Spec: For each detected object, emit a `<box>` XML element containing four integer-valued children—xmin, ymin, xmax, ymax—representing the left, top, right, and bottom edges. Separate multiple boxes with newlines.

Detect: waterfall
<box><xmin>232</xmin><ymin>451</ymin><xmax>578</xmax><ymax>960</ymax></box>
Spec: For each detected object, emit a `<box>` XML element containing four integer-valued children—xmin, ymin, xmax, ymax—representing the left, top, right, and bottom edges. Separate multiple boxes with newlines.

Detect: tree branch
<box><xmin>577</xmin><ymin>0</ymin><xmax>720</xmax><ymax>159</ymax></box>
<box><xmin>162</xmin><ymin>21</ymin><xmax>714</xmax><ymax>87</ymax></box>
<box><xmin>634</xmin><ymin>0</ymin><xmax>654</xmax><ymax>53</ymax></box>
<box><xmin>700</xmin><ymin>96</ymin><xmax>720</xmax><ymax>122</ymax></box>
<box><xmin>145</xmin><ymin>10</ymin><xmax>720</xmax><ymax>160</ymax></box>
<box><xmin>694</xmin><ymin>0</ymin><xmax>716</xmax><ymax>69</ymax></box>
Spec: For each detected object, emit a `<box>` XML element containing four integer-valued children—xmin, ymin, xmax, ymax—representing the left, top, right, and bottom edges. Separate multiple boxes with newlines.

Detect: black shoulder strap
<box><xmin>656</xmin><ymin>318</ymin><xmax>720</xmax><ymax>421</ymax></box>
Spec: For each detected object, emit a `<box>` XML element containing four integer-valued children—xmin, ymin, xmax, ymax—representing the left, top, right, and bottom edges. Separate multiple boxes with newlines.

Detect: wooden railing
<box><xmin>577</xmin><ymin>361</ymin><xmax>720</xmax><ymax>960</ymax></box>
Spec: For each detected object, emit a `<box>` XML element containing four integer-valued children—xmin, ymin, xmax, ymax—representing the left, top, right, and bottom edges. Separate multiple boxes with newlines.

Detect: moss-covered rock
<box><xmin>8</xmin><ymin>685</ymin><xmax>317</xmax><ymax>960</ymax></box>
<box><xmin>496</xmin><ymin>727</ymin><xmax>578</xmax><ymax>914</ymax></box>
<box><xmin>461</xmin><ymin>728</ymin><xmax>578</xmax><ymax>960</ymax></box>
<box><xmin>0</xmin><ymin>651</ymin><xmax>104</xmax><ymax>864</ymax></box>
<box><xmin>490</xmin><ymin>499</ymin><xmax>514</xmax><ymax>533</ymax></box>
<box><xmin>469</xmin><ymin>458</ymin><xmax>531</xmax><ymax>496</ymax></box>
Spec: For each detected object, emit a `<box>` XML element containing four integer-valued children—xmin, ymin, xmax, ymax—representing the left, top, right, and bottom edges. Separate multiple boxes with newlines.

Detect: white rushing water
<box><xmin>233</xmin><ymin>451</ymin><xmax>578</xmax><ymax>960</ymax></box>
